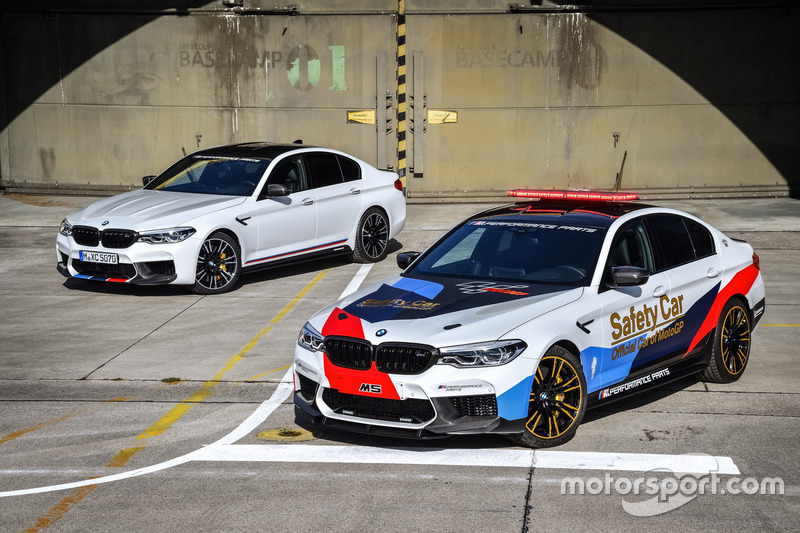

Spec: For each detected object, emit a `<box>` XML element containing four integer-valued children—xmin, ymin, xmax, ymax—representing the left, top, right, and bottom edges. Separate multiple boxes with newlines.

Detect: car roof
<box><xmin>191</xmin><ymin>142</ymin><xmax>316</xmax><ymax>160</ymax></box>
<box><xmin>468</xmin><ymin>199</ymin><xmax>655</xmax><ymax>229</ymax></box>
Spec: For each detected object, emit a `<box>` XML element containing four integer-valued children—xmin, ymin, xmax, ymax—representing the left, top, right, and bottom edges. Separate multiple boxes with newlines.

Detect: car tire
<box><xmin>508</xmin><ymin>345</ymin><xmax>587</xmax><ymax>449</ymax></box>
<box><xmin>698</xmin><ymin>297</ymin><xmax>751</xmax><ymax>383</ymax></box>
<box><xmin>192</xmin><ymin>231</ymin><xmax>241</xmax><ymax>295</ymax></box>
<box><xmin>350</xmin><ymin>207</ymin><xmax>390</xmax><ymax>263</ymax></box>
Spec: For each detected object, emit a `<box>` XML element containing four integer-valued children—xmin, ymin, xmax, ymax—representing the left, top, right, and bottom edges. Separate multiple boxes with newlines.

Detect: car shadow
<box><xmin>582</xmin><ymin>375</ymin><xmax>701</xmax><ymax>424</ymax></box>
<box><xmin>292</xmin><ymin>404</ymin><xmax>514</xmax><ymax>450</ymax></box>
<box><xmin>291</xmin><ymin>375</ymin><xmax>703</xmax><ymax>451</ymax></box>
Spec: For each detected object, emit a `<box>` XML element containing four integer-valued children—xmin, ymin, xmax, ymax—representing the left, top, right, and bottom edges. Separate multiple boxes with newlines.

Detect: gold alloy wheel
<box><xmin>720</xmin><ymin>304</ymin><xmax>751</xmax><ymax>376</ymax></box>
<box><xmin>525</xmin><ymin>354</ymin><xmax>584</xmax><ymax>440</ymax></box>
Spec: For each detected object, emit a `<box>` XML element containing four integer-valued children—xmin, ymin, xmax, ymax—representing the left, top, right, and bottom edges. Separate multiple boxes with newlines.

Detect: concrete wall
<box><xmin>1</xmin><ymin>2</ymin><xmax>797</xmax><ymax>198</ymax></box>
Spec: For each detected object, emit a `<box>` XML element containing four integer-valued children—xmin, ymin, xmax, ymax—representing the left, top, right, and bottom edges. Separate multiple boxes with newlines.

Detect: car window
<box><xmin>607</xmin><ymin>220</ymin><xmax>655</xmax><ymax>271</ymax></box>
<box><xmin>337</xmin><ymin>156</ymin><xmax>361</xmax><ymax>182</ymax></box>
<box><xmin>410</xmin><ymin>218</ymin><xmax>606</xmax><ymax>286</ymax></box>
<box><xmin>305</xmin><ymin>152</ymin><xmax>344</xmax><ymax>188</ymax></box>
<box><xmin>646</xmin><ymin>213</ymin><xmax>697</xmax><ymax>270</ymax></box>
<box><xmin>147</xmin><ymin>155</ymin><xmax>270</xmax><ymax>196</ymax></box>
<box><xmin>685</xmin><ymin>217</ymin><xmax>715</xmax><ymax>258</ymax></box>
<box><xmin>263</xmin><ymin>155</ymin><xmax>307</xmax><ymax>195</ymax></box>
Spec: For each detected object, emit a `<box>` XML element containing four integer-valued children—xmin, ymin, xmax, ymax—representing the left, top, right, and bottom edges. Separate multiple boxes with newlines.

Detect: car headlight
<box><xmin>59</xmin><ymin>219</ymin><xmax>73</xmax><ymax>237</ymax></box>
<box><xmin>137</xmin><ymin>227</ymin><xmax>196</xmax><ymax>244</ymax></box>
<box><xmin>298</xmin><ymin>322</ymin><xmax>324</xmax><ymax>352</ymax></box>
<box><xmin>437</xmin><ymin>339</ymin><xmax>527</xmax><ymax>368</ymax></box>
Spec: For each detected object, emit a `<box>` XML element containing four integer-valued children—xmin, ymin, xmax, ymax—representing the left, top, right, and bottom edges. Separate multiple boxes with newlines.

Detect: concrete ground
<box><xmin>0</xmin><ymin>193</ymin><xmax>798</xmax><ymax>532</ymax></box>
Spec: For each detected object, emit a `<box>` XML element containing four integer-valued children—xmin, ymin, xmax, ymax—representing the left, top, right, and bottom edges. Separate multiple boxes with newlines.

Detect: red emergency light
<box><xmin>507</xmin><ymin>189</ymin><xmax>639</xmax><ymax>201</ymax></box>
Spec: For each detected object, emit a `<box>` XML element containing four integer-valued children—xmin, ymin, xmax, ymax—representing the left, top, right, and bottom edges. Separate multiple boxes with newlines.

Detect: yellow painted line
<box><xmin>135</xmin><ymin>270</ymin><xmax>328</xmax><ymax>441</ymax></box>
<box><xmin>103</xmin><ymin>396</ymin><xmax>134</xmax><ymax>402</ymax></box>
<box><xmin>0</xmin><ymin>411</ymin><xmax>85</xmax><ymax>447</ymax></box>
<box><xmin>246</xmin><ymin>364</ymin><xmax>292</xmax><ymax>382</ymax></box>
<box><xmin>24</xmin><ymin>482</ymin><xmax>99</xmax><ymax>533</ymax></box>
<box><xmin>106</xmin><ymin>447</ymin><xmax>145</xmax><ymax>468</ymax></box>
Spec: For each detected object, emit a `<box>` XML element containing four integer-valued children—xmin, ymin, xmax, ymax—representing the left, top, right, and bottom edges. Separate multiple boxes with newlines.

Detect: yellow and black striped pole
<box><xmin>396</xmin><ymin>0</ymin><xmax>407</xmax><ymax>184</ymax></box>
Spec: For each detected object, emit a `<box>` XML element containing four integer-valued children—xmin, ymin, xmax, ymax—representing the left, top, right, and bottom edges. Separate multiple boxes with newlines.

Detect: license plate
<box><xmin>79</xmin><ymin>251</ymin><xmax>118</xmax><ymax>264</ymax></box>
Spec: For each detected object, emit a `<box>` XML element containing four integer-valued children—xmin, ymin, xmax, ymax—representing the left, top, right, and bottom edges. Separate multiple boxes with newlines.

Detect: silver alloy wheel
<box><xmin>360</xmin><ymin>211</ymin><xmax>389</xmax><ymax>260</ymax></box>
<box><xmin>195</xmin><ymin>234</ymin><xmax>240</xmax><ymax>293</ymax></box>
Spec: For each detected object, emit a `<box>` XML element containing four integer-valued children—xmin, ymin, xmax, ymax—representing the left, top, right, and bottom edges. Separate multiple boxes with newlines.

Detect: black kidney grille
<box><xmin>324</xmin><ymin>338</ymin><xmax>373</xmax><ymax>370</ymax></box>
<box><xmin>376</xmin><ymin>344</ymin><xmax>434</xmax><ymax>374</ymax></box>
<box><xmin>322</xmin><ymin>388</ymin><xmax>435</xmax><ymax>423</ymax></box>
<box><xmin>72</xmin><ymin>226</ymin><xmax>100</xmax><ymax>246</ymax></box>
<box><xmin>101</xmin><ymin>229</ymin><xmax>137</xmax><ymax>248</ymax></box>
<box><xmin>450</xmin><ymin>394</ymin><xmax>498</xmax><ymax>418</ymax></box>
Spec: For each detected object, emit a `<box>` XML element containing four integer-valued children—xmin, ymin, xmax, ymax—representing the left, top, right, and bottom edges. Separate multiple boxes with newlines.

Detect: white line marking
<box><xmin>0</xmin><ymin>263</ymin><xmax>742</xmax><ymax>497</ymax></box>
<box><xmin>192</xmin><ymin>445</ymin><xmax>739</xmax><ymax>475</ymax></box>
<box><xmin>339</xmin><ymin>263</ymin><xmax>373</xmax><ymax>299</ymax></box>
<box><xmin>0</xmin><ymin>372</ymin><xmax>295</xmax><ymax>498</ymax></box>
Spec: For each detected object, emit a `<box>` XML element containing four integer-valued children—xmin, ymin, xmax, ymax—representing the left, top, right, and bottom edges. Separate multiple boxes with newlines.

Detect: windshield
<box><xmin>145</xmin><ymin>155</ymin><xmax>271</xmax><ymax>196</ymax></box>
<box><xmin>409</xmin><ymin>217</ymin><xmax>607</xmax><ymax>286</ymax></box>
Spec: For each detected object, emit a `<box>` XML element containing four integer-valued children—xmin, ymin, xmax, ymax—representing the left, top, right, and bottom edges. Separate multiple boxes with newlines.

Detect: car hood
<box><xmin>66</xmin><ymin>189</ymin><xmax>247</xmax><ymax>229</ymax></box>
<box><xmin>310</xmin><ymin>274</ymin><xmax>583</xmax><ymax>347</ymax></box>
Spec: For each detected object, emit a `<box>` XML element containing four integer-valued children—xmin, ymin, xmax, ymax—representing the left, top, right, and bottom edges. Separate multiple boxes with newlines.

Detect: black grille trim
<box><xmin>449</xmin><ymin>394</ymin><xmax>498</xmax><ymax>418</ymax></box>
<box><xmin>72</xmin><ymin>226</ymin><xmax>100</xmax><ymax>246</ymax></box>
<box><xmin>71</xmin><ymin>258</ymin><xmax>136</xmax><ymax>279</ymax></box>
<box><xmin>71</xmin><ymin>226</ymin><xmax>138</xmax><ymax>249</ymax></box>
<box><xmin>297</xmin><ymin>373</ymin><xmax>318</xmax><ymax>402</ymax></box>
<box><xmin>324</xmin><ymin>336</ymin><xmax>438</xmax><ymax>375</ymax></box>
<box><xmin>101</xmin><ymin>229</ymin><xmax>137</xmax><ymax>249</ymax></box>
<box><xmin>322</xmin><ymin>388</ymin><xmax>435</xmax><ymax>424</ymax></box>
<box><xmin>324</xmin><ymin>337</ymin><xmax>373</xmax><ymax>370</ymax></box>
<box><xmin>143</xmin><ymin>260</ymin><xmax>176</xmax><ymax>276</ymax></box>
<box><xmin>376</xmin><ymin>343</ymin><xmax>435</xmax><ymax>374</ymax></box>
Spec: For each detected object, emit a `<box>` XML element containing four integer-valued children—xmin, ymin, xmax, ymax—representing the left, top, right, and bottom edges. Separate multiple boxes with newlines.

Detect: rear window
<box><xmin>646</xmin><ymin>214</ymin><xmax>698</xmax><ymax>270</ymax></box>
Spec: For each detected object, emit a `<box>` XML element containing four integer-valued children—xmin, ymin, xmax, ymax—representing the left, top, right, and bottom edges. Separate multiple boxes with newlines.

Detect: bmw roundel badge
<box><xmin>102</xmin><ymin>220</ymin><xmax>110</xmax><ymax>226</ymax></box>
<box><xmin>376</xmin><ymin>329</ymin><xmax>387</xmax><ymax>337</ymax></box>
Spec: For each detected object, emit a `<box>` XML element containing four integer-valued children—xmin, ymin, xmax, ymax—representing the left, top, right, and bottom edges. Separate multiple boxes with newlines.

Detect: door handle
<box><xmin>707</xmin><ymin>267</ymin><xmax>721</xmax><ymax>278</ymax></box>
<box><xmin>349</xmin><ymin>188</ymin><xmax>362</xmax><ymax>195</ymax></box>
<box><xmin>301</xmin><ymin>198</ymin><xmax>314</xmax><ymax>206</ymax></box>
<box><xmin>653</xmin><ymin>286</ymin><xmax>667</xmax><ymax>297</ymax></box>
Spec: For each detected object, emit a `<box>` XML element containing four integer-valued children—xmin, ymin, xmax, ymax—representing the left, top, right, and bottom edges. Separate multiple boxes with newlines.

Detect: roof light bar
<box><xmin>507</xmin><ymin>189</ymin><xmax>639</xmax><ymax>201</ymax></box>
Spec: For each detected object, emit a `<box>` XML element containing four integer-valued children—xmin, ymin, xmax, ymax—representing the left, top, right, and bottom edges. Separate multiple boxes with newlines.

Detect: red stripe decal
<box><xmin>321</xmin><ymin>308</ymin><xmax>365</xmax><ymax>338</ymax></box>
<box><xmin>684</xmin><ymin>264</ymin><xmax>759</xmax><ymax>357</ymax></box>
<box><xmin>320</xmin><ymin>308</ymin><xmax>399</xmax><ymax>400</ymax></box>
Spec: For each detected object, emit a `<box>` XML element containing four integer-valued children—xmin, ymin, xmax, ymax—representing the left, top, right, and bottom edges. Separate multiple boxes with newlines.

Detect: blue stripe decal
<box><xmin>497</xmin><ymin>375</ymin><xmax>535</xmax><ymax>420</ymax></box>
<box><xmin>245</xmin><ymin>239</ymin><xmax>348</xmax><ymax>265</ymax></box>
<box><xmin>391</xmin><ymin>277</ymin><xmax>444</xmax><ymax>299</ymax></box>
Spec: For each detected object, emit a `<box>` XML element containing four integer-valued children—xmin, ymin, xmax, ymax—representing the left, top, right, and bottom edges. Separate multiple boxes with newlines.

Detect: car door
<box><xmin>645</xmin><ymin>213</ymin><xmax>725</xmax><ymax>361</ymax></box>
<box><xmin>305</xmin><ymin>152</ymin><xmax>363</xmax><ymax>249</ymax></box>
<box><xmin>592</xmin><ymin>217</ymin><xmax>674</xmax><ymax>392</ymax></box>
<box><xmin>243</xmin><ymin>155</ymin><xmax>317</xmax><ymax>267</ymax></box>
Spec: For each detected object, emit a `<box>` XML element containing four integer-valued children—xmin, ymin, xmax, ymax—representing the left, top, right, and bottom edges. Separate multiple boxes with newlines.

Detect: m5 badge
<box><xmin>359</xmin><ymin>383</ymin><xmax>382</xmax><ymax>394</ymax></box>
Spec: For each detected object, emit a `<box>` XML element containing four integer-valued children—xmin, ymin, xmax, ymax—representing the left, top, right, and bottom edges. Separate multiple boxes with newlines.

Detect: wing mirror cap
<box><xmin>266</xmin><ymin>183</ymin><xmax>292</xmax><ymax>197</ymax></box>
<box><xmin>142</xmin><ymin>175</ymin><xmax>157</xmax><ymax>186</ymax></box>
<box><xmin>608</xmin><ymin>266</ymin><xmax>650</xmax><ymax>287</ymax></box>
<box><xmin>396</xmin><ymin>251</ymin><xmax>421</xmax><ymax>270</ymax></box>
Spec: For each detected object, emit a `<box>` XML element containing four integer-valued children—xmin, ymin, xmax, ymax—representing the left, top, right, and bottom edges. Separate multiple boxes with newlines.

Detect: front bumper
<box><xmin>56</xmin><ymin>233</ymin><xmax>199</xmax><ymax>285</ymax></box>
<box><xmin>292</xmin><ymin>343</ymin><xmax>531</xmax><ymax>438</ymax></box>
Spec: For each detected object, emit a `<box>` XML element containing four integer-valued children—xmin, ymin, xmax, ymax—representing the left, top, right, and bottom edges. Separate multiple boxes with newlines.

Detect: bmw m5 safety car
<box><xmin>56</xmin><ymin>142</ymin><xmax>406</xmax><ymax>294</ymax></box>
<box><xmin>293</xmin><ymin>190</ymin><xmax>765</xmax><ymax>448</ymax></box>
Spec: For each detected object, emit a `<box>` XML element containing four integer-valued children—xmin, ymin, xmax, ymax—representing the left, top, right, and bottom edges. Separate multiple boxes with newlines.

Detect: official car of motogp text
<box><xmin>57</xmin><ymin>142</ymin><xmax>406</xmax><ymax>294</ymax></box>
<box><xmin>293</xmin><ymin>190</ymin><xmax>765</xmax><ymax>448</ymax></box>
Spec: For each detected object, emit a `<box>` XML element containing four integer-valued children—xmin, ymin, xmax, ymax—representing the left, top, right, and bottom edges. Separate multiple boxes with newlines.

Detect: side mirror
<box><xmin>396</xmin><ymin>251</ymin><xmax>421</xmax><ymax>270</ymax></box>
<box><xmin>608</xmin><ymin>266</ymin><xmax>650</xmax><ymax>287</ymax></box>
<box><xmin>142</xmin><ymin>175</ymin><xmax>157</xmax><ymax>186</ymax></box>
<box><xmin>266</xmin><ymin>183</ymin><xmax>292</xmax><ymax>197</ymax></box>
